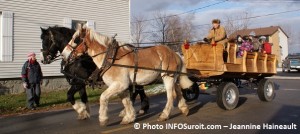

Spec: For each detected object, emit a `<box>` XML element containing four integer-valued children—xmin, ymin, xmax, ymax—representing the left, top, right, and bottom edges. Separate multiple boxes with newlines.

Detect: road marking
<box><xmin>284</xmin><ymin>89</ymin><xmax>299</xmax><ymax>91</ymax></box>
<box><xmin>101</xmin><ymin>124</ymin><xmax>134</xmax><ymax>134</ymax></box>
<box><xmin>101</xmin><ymin>114</ymin><xmax>157</xmax><ymax>134</ymax></box>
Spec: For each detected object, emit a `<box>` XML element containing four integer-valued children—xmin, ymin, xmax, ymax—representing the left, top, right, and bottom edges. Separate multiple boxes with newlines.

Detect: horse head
<box><xmin>62</xmin><ymin>24</ymin><xmax>110</xmax><ymax>64</ymax></box>
<box><xmin>40</xmin><ymin>26</ymin><xmax>74</xmax><ymax>64</ymax></box>
<box><xmin>61</xmin><ymin>24</ymin><xmax>86</xmax><ymax>62</ymax></box>
<box><xmin>40</xmin><ymin>27</ymin><xmax>59</xmax><ymax>64</ymax></box>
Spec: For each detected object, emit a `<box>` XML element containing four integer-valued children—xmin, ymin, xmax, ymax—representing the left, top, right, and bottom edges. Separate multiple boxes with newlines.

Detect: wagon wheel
<box><xmin>216</xmin><ymin>82</ymin><xmax>239</xmax><ymax>110</ymax></box>
<box><xmin>182</xmin><ymin>83</ymin><xmax>199</xmax><ymax>102</ymax></box>
<box><xmin>257</xmin><ymin>79</ymin><xmax>275</xmax><ymax>102</ymax></box>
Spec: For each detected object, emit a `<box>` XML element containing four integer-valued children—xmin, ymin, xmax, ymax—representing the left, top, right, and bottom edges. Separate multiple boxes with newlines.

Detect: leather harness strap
<box><xmin>132</xmin><ymin>47</ymin><xmax>139</xmax><ymax>93</ymax></box>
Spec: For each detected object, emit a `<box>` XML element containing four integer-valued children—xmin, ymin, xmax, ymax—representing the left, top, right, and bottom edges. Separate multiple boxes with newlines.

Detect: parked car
<box><xmin>282</xmin><ymin>53</ymin><xmax>300</xmax><ymax>72</ymax></box>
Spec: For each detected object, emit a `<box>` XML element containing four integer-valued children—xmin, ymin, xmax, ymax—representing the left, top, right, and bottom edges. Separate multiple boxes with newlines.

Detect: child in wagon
<box><xmin>237</xmin><ymin>35</ymin><xmax>253</xmax><ymax>57</ymax></box>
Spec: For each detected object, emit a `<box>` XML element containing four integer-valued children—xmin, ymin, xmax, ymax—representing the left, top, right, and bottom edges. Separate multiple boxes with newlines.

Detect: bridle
<box><xmin>67</xmin><ymin>34</ymin><xmax>119</xmax><ymax>77</ymax></box>
<box><xmin>41</xmin><ymin>30</ymin><xmax>62</xmax><ymax>63</ymax></box>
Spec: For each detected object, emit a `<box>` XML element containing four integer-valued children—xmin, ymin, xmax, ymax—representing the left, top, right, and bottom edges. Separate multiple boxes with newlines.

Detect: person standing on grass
<box><xmin>21</xmin><ymin>52</ymin><xmax>43</xmax><ymax>110</ymax></box>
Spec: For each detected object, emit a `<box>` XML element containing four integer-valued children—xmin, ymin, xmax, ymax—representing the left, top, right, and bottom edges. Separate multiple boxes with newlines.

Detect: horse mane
<box><xmin>50</xmin><ymin>26</ymin><xmax>75</xmax><ymax>39</ymax></box>
<box><xmin>89</xmin><ymin>29</ymin><xmax>112</xmax><ymax>48</ymax></box>
<box><xmin>87</xmin><ymin>28</ymin><xmax>133</xmax><ymax>51</ymax></box>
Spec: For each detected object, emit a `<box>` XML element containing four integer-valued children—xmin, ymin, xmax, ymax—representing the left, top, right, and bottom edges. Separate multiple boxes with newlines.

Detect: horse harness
<box><xmin>68</xmin><ymin>35</ymin><xmax>194</xmax><ymax>92</ymax></box>
<box><xmin>87</xmin><ymin>39</ymin><xmax>188</xmax><ymax>93</ymax></box>
<box><xmin>87</xmin><ymin>35</ymin><xmax>141</xmax><ymax>92</ymax></box>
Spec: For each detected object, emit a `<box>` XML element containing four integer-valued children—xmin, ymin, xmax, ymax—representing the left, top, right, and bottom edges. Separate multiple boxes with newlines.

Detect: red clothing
<box><xmin>262</xmin><ymin>42</ymin><xmax>272</xmax><ymax>54</ymax></box>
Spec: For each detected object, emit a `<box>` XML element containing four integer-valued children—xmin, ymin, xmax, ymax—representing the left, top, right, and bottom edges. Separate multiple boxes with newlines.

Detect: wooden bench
<box><xmin>267</xmin><ymin>54</ymin><xmax>277</xmax><ymax>74</ymax></box>
<box><xmin>257</xmin><ymin>53</ymin><xmax>268</xmax><ymax>73</ymax></box>
<box><xmin>246</xmin><ymin>52</ymin><xmax>258</xmax><ymax>72</ymax></box>
<box><xmin>181</xmin><ymin>43</ymin><xmax>226</xmax><ymax>77</ymax></box>
<box><xmin>225</xmin><ymin>43</ymin><xmax>247</xmax><ymax>72</ymax></box>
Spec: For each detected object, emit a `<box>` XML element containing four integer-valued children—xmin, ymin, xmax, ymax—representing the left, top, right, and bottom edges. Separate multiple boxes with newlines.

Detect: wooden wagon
<box><xmin>181</xmin><ymin>42</ymin><xmax>277</xmax><ymax>110</ymax></box>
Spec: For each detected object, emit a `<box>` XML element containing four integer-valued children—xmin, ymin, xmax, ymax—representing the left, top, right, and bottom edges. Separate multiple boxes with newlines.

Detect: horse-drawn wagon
<box><xmin>181</xmin><ymin>42</ymin><xmax>277</xmax><ymax>110</ymax></box>
<box><xmin>57</xmin><ymin>25</ymin><xmax>277</xmax><ymax>125</ymax></box>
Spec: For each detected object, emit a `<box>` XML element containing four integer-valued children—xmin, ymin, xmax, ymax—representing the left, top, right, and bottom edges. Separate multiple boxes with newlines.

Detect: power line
<box><xmin>137</xmin><ymin>8</ymin><xmax>300</xmax><ymax>35</ymax></box>
<box><xmin>130</xmin><ymin>0</ymin><xmax>228</xmax><ymax>24</ymax></box>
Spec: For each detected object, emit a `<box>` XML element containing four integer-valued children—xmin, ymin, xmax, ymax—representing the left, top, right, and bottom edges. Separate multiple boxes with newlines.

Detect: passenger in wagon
<box><xmin>237</xmin><ymin>36</ymin><xmax>253</xmax><ymax>57</ymax></box>
<box><xmin>249</xmin><ymin>33</ymin><xmax>260</xmax><ymax>52</ymax></box>
<box><xmin>236</xmin><ymin>35</ymin><xmax>243</xmax><ymax>50</ymax></box>
<box><xmin>259</xmin><ymin>36</ymin><xmax>272</xmax><ymax>54</ymax></box>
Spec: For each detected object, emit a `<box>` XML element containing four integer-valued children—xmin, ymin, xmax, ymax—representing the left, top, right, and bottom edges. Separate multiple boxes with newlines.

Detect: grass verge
<box><xmin>0</xmin><ymin>87</ymin><xmax>104</xmax><ymax>117</ymax></box>
<box><xmin>0</xmin><ymin>84</ymin><xmax>163</xmax><ymax>117</ymax></box>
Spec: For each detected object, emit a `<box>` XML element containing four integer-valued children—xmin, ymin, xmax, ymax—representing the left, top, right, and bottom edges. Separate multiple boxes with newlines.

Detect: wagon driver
<box><xmin>203</xmin><ymin>19</ymin><xmax>228</xmax><ymax>62</ymax></box>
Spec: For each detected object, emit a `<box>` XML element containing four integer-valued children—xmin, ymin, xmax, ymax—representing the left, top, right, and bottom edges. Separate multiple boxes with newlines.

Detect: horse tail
<box><xmin>177</xmin><ymin>54</ymin><xmax>194</xmax><ymax>90</ymax></box>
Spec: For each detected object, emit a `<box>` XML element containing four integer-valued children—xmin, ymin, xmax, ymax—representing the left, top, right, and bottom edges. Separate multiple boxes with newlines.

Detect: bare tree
<box><xmin>223</xmin><ymin>11</ymin><xmax>252</xmax><ymax>36</ymax></box>
<box><xmin>167</xmin><ymin>14</ymin><xmax>196</xmax><ymax>52</ymax></box>
<box><xmin>151</xmin><ymin>10</ymin><xmax>170</xmax><ymax>44</ymax></box>
<box><xmin>181</xmin><ymin>14</ymin><xmax>196</xmax><ymax>41</ymax></box>
<box><xmin>151</xmin><ymin>10</ymin><xmax>196</xmax><ymax>52</ymax></box>
<box><xmin>131</xmin><ymin>14</ymin><xmax>148</xmax><ymax>47</ymax></box>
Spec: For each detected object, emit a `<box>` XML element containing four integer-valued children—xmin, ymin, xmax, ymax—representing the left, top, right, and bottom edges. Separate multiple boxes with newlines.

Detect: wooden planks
<box><xmin>182</xmin><ymin>43</ymin><xmax>277</xmax><ymax>78</ymax></box>
<box><xmin>246</xmin><ymin>52</ymin><xmax>258</xmax><ymax>72</ymax></box>
<box><xmin>181</xmin><ymin>43</ymin><xmax>226</xmax><ymax>77</ymax></box>
<box><xmin>257</xmin><ymin>53</ymin><xmax>268</xmax><ymax>73</ymax></box>
<box><xmin>267</xmin><ymin>54</ymin><xmax>277</xmax><ymax>74</ymax></box>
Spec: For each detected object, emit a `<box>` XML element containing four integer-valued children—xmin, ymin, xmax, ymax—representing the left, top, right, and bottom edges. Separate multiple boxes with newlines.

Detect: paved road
<box><xmin>1</xmin><ymin>72</ymin><xmax>300</xmax><ymax>134</ymax></box>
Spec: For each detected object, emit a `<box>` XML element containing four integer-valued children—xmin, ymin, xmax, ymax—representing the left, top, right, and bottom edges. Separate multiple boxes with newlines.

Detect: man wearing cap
<box><xmin>203</xmin><ymin>19</ymin><xmax>228</xmax><ymax>62</ymax></box>
<box><xmin>21</xmin><ymin>52</ymin><xmax>43</xmax><ymax>110</ymax></box>
<box><xmin>203</xmin><ymin>19</ymin><xmax>228</xmax><ymax>47</ymax></box>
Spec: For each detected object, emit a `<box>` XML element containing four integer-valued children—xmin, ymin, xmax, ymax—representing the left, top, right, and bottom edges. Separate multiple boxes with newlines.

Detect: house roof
<box><xmin>229</xmin><ymin>26</ymin><xmax>289</xmax><ymax>39</ymax></box>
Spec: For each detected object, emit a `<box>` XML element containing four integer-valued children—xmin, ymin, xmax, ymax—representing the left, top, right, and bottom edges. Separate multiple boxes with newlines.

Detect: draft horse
<box><xmin>40</xmin><ymin>26</ymin><xmax>150</xmax><ymax>120</ymax></box>
<box><xmin>61</xmin><ymin>25</ymin><xmax>195</xmax><ymax>126</ymax></box>
<box><xmin>40</xmin><ymin>26</ymin><xmax>97</xmax><ymax>119</ymax></box>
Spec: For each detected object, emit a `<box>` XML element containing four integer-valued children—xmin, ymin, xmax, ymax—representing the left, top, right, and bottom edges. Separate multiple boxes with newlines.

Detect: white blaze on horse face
<box><xmin>61</xmin><ymin>40</ymin><xmax>77</xmax><ymax>61</ymax></box>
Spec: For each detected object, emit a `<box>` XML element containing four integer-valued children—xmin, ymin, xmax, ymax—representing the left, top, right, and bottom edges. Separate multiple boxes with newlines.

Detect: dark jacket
<box><xmin>21</xmin><ymin>60</ymin><xmax>43</xmax><ymax>84</ymax></box>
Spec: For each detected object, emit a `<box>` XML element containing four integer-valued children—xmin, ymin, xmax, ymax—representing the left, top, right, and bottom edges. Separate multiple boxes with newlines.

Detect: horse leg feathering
<box><xmin>99</xmin><ymin>82</ymin><xmax>134</xmax><ymax>126</ymax></box>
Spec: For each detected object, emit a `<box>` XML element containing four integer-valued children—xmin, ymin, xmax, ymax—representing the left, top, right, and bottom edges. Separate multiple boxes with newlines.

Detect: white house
<box><xmin>0</xmin><ymin>0</ymin><xmax>130</xmax><ymax>79</ymax></box>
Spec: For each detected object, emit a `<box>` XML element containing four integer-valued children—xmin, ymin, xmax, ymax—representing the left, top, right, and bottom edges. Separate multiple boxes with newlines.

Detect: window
<box><xmin>63</xmin><ymin>18</ymin><xmax>95</xmax><ymax>30</ymax></box>
<box><xmin>0</xmin><ymin>11</ymin><xmax>13</xmax><ymax>62</ymax></box>
<box><xmin>71</xmin><ymin>20</ymin><xmax>87</xmax><ymax>30</ymax></box>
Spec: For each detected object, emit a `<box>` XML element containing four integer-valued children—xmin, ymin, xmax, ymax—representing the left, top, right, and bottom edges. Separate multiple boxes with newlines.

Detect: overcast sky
<box><xmin>130</xmin><ymin>0</ymin><xmax>300</xmax><ymax>53</ymax></box>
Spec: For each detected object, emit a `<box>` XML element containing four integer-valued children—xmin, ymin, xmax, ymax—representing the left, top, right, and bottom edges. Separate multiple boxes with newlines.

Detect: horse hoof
<box><xmin>182</xmin><ymin>109</ymin><xmax>189</xmax><ymax>116</ymax></box>
<box><xmin>120</xmin><ymin>120</ymin><xmax>131</xmax><ymax>125</ymax></box>
<box><xmin>77</xmin><ymin>115</ymin><xmax>86</xmax><ymax>120</ymax></box>
<box><xmin>138</xmin><ymin>110</ymin><xmax>145</xmax><ymax>115</ymax></box>
<box><xmin>99</xmin><ymin>119</ymin><xmax>109</xmax><ymax>127</ymax></box>
<box><xmin>157</xmin><ymin>117</ymin><xmax>168</xmax><ymax>122</ymax></box>
<box><xmin>77</xmin><ymin>112</ymin><xmax>90</xmax><ymax>120</ymax></box>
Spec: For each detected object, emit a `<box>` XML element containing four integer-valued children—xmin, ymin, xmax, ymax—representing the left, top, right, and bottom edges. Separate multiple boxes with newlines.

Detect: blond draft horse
<box><xmin>61</xmin><ymin>25</ymin><xmax>194</xmax><ymax>126</ymax></box>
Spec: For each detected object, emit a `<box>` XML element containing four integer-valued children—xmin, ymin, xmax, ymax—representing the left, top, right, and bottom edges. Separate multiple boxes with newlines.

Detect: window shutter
<box><xmin>1</xmin><ymin>11</ymin><xmax>13</xmax><ymax>62</ymax></box>
<box><xmin>63</xmin><ymin>18</ymin><xmax>72</xmax><ymax>28</ymax></box>
<box><xmin>87</xmin><ymin>20</ymin><xmax>95</xmax><ymax>30</ymax></box>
